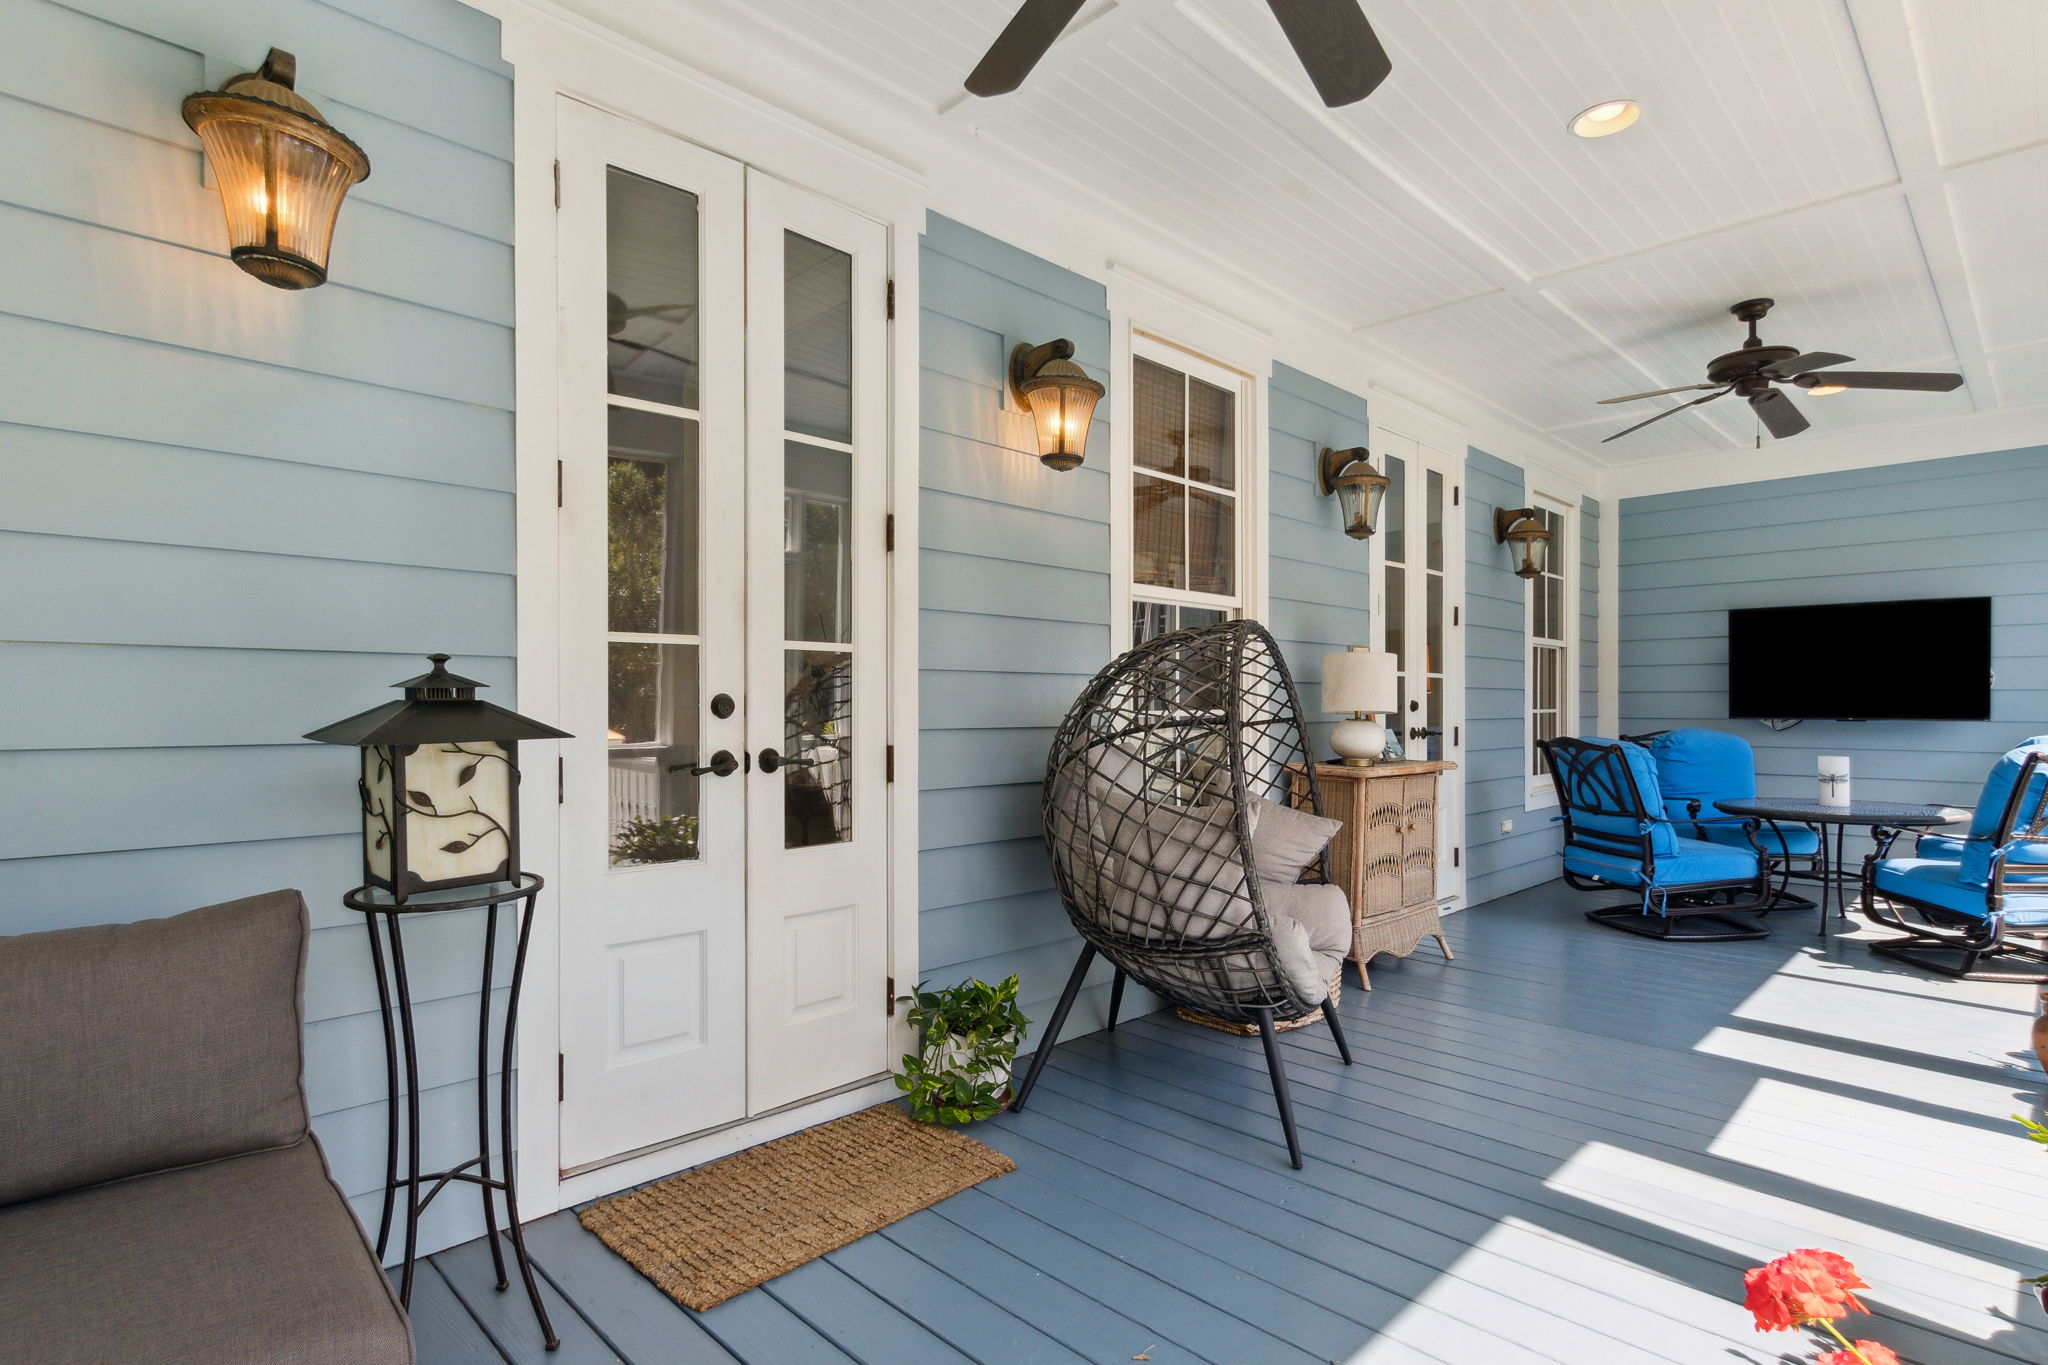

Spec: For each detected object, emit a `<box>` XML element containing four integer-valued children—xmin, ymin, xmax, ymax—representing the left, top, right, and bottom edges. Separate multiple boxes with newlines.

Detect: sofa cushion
<box><xmin>1870</xmin><ymin>858</ymin><xmax>2048</xmax><ymax>926</ymax></box>
<box><xmin>0</xmin><ymin>891</ymin><xmax>310</xmax><ymax>1207</ymax></box>
<box><xmin>1247</xmin><ymin>798</ymin><xmax>1342</xmax><ymax>885</ymax></box>
<box><xmin>0</xmin><ymin>1137</ymin><xmax>412</xmax><ymax>1365</ymax></box>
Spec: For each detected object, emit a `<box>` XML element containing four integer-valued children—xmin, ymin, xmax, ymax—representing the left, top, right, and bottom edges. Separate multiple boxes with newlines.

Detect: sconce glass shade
<box><xmin>305</xmin><ymin>655</ymin><xmax>569</xmax><ymax>901</ymax></box>
<box><xmin>183</xmin><ymin>49</ymin><xmax>369</xmax><ymax>290</ymax></box>
<box><xmin>1011</xmin><ymin>340</ymin><xmax>1105</xmax><ymax>471</ymax></box>
<box><xmin>1317</xmin><ymin>447</ymin><xmax>1389</xmax><ymax>539</ymax></box>
<box><xmin>1493</xmin><ymin>507</ymin><xmax>1553</xmax><ymax>580</ymax></box>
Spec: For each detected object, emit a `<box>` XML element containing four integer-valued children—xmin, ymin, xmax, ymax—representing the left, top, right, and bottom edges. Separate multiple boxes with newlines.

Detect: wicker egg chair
<box><xmin>1010</xmin><ymin>619</ymin><xmax>1354</xmax><ymax>1167</ymax></box>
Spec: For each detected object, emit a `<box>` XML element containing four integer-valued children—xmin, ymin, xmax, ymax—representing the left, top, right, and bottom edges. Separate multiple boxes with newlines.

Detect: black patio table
<box><xmin>1714</xmin><ymin>797</ymin><xmax>1968</xmax><ymax>939</ymax></box>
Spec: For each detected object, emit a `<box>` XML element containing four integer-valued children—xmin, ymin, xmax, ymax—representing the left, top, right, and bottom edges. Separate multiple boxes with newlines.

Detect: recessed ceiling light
<box><xmin>1804</xmin><ymin>382</ymin><xmax>1847</xmax><ymax>396</ymax></box>
<box><xmin>1569</xmin><ymin>99</ymin><xmax>1641</xmax><ymax>138</ymax></box>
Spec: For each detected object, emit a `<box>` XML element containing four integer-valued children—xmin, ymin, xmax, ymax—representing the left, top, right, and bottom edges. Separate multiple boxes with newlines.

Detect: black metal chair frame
<box><xmin>1543</xmin><ymin>736</ymin><xmax>1775</xmax><ymax>942</ymax></box>
<box><xmin>1010</xmin><ymin>620</ymin><xmax>1353</xmax><ymax>1168</ymax></box>
<box><xmin>1862</xmin><ymin>752</ymin><xmax>2048</xmax><ymax>982</ymax></box>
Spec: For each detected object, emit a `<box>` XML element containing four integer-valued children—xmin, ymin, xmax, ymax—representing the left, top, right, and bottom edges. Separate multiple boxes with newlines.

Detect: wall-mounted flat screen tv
<box><xmin>1727</xmin><ymin>596</ymin><xmax>1992</xmax><ymax>721</ymax></box>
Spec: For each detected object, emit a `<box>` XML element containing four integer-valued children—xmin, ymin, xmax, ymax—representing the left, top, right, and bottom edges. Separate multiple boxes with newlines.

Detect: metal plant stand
<box><xmin>1714</xmin><ymin>799</ymin><xmax>1966</xmax><ymax>939</ymax></box>
<box><xmin>344</xmin><ymin>875</ymin><xmax>557</xmax><ymax>1351</ymax></box>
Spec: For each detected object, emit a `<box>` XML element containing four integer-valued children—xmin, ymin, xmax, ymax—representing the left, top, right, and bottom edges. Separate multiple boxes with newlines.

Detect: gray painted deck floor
<box><xmin>408</xmin><ymin>881</ymin><xmax>2048</xmax><ymax>1364</ymax></box>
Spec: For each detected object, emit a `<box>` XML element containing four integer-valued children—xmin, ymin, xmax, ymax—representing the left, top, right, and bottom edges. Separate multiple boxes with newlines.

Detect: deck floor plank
<box><xmin>414</xmin><ymin>883</ymin><xmax>2048</xmax><ymax>1365</ymax></box>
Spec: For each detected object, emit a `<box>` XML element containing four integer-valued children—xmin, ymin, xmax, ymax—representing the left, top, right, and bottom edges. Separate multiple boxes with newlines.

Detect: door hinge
<box><xmin>1453</xmin><ymin>724</ymin><xmax>1460</xmax><ymax>747</ymax></box>
<box><xmin>556</xmin><ymin>459</ymin><xmax>564</xmax><ymax>509</ymax></box>
<box><xmin>886</xmin><ymin>744</ymin><xmax>895</xmax><ymax>783</ymax></box>
<box><xmin>1453</xmin><ymin>847</ymin><xmax>1461</xmax><ymax>868</ymax></box>
<box><xmin>886</xmin><ymin>279</ymin><xmax>895</xmax><ymax>320</ymax></box>
<box><xmin>1453</xmin><ymin>484</ymin><xmax>1461</xmax><ymax>507</ymax></box>
<box><xmin>557</xmin><ymin>1052</ymin><xmax>565</xmax><ymax>1101</ymax></box>
<box><xmin>1452</xmin><ymin>605</ymin><xmax>1459</xmax><ymax>627</ymax></box>
<box><xmin>884</xmin><ymin>512</ymin><xmax>895</xmax><ymax>553</ymax></box>
<box><xmin>557</xmin><ymin>755</ymin><xmax>565</xmax><ymax>804</ymax></box>
<box><xmin>887</xmin><ymin>976</ymin><xmax>897</xmax><ymax>1016</ymax></box>
<box><xmin>552</xmin><ymin>159</ymin><xmax>560</xmax><ymax>210</ymax></box>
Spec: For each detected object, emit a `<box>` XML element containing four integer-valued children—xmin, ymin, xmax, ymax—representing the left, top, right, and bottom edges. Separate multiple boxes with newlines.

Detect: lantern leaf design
<box><xmin>182</xmin><ymin>48</ymin><xmax>370</xmax><ymax>290</ymax></box>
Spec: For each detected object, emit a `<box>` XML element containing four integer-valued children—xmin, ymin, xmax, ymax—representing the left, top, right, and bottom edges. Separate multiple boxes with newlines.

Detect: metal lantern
<box><xmin>1317</xmin><ymin>446</ymin><xmax>1389</xmax><ymax>539</ymax></box>
<box><xmin>182</xmin><ymin>48</ymin><xmax>370</xmax><ymax>290</ymax></box>
<box><xmin>1010</xmin><ymin>338</ymin><xmax>1105</xmax><ymax>471</ymax></box>
<box><xmin>305</xmin><ymin>655</ymin><xmax>569</xmax><ymax>902</ymax></box>
<box><xmin>1493</xmin><ymin>506</ymin><xmax>1554</xmax><ymax>580</ymax></box>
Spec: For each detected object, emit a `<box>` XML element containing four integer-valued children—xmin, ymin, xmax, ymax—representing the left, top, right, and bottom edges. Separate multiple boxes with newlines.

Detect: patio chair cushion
<box><xmin>1644</xmin><ymin>728</ymin><xmax>1820</xmax><ymax>855</ymax></box>
<box><xmin>1917</xmin><ymin>833</ymin><xmax>2048</xmax><ymax>867</ymax></box>
<box><xmin>1560</xmin><ymin>737</ymin><xmax>1681</xmax><ymax>858</ymax></box>
<box><xmin>1101</xmin><ymin>798</ymin><xmax>1251</xmax><ymax>940</ymax></box>
<box><xmin>1562</xmin><ymin>835</ymin><xmax>1759</xmax><ymax>889</ymax></box>
<box><xmin>1247</xmin><ymin>797</ymin><xmax>1342</xmax><ymax>884</ymax></box>
<box><xmin>0</xmin><ymin>891</ymin><xmax>309</xmax><ymax>1208</ymax></box>
<box><xmin>1958</xmin><ymin>740</ymin><xmax>2048</xmax><ymax>887</ymax></box>
<box><xmin>0</xmin><ymin>1137</ymin><xmax>413</xmax><ymax>1365</ymax></box>
<box><xmin>1870</xmin><ymin>858</ymin><xmax>2048</xmax><ymax>926</ymax></box>
<box><xmin>1260</xmin><ymin>880</ymin><xmax>1350</xmax><ymax>1003</ymax></box>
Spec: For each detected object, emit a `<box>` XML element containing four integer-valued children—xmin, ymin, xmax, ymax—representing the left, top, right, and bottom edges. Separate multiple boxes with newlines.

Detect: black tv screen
<box><xmin>1727</xmin><ymin>597</ymin><xmax>1992</xmax><ymax>721</ymax></box>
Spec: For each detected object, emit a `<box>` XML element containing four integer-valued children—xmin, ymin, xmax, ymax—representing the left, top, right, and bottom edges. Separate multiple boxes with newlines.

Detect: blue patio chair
<box><xmin>1543</xmin><ymin>735</ymin><xmax>1774</xmax><ymax>941</ymax></box>
<box><xmin>1911</xmin><ymin>733</ymin><xmax>2048</xmax><ymax>867</ymax></box>
<box><xmin>1863</xmin><ymin>742</ymin><xmax>2048</xmax><ymax>980</ymax></box>
<box><xmin>1632</xmin><ymin>727</ymin><xmax>1822</xmax><ymax>907</ymax></box>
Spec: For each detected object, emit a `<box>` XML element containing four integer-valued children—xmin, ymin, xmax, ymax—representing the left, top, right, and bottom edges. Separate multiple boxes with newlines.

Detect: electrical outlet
<box><xmin>1499</xmin><ymin>818</ymin><xmax>1514</xmax><ymax>835</ymax></box>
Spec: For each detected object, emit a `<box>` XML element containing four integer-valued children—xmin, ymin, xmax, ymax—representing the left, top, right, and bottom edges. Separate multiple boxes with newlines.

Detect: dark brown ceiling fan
<box><xmin>1598</xmin><ymin>298</ymin><xmax>1965</xmax><ymax>444</ymax></box>
<box><xmin>965</xmin><ymin>0</ymin><xmax>1392</xmax><ymax>107</ymax></box>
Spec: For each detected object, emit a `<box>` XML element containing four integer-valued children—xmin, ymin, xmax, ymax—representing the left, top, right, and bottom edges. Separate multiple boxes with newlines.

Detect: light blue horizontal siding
<box><xmin>0</xmin><ymin>0</ymin><xmax>514</xmax><ymax>1261</ymax></box>
<box><xmin>917</xmin><ymin>214</ymin><xmax>1146</xmax><ymax>1037</ymax></box>
<box><xmin>1266</xmin><ymin>362</ymin><xmax>1371</xmax><ymax>759</ymax></box>
<box><xmin>1619</xmin><ymin>445</ymin><xmax>2048</xmax><ymax>866</ymax></box>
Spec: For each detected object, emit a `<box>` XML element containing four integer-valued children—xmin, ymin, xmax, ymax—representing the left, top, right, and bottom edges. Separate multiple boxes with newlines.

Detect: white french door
<box><xmin>1375</xmin><ymin>431</ymin><xmax>1466</xmax><ymax>905</ymax></box>
<box><xmin>555</xmin><ymin>101</ymin><xmax>890</xmax><ymax>1172</ymax></box>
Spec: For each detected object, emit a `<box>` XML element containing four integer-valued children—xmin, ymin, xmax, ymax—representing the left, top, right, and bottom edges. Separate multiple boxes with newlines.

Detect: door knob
<box><xmin>757</xmin><ymin>747</ymin><xmax>818</xmax><ymax>774</ymax></box>
<box><xmin>1408</xmin><ymin>726</ymin><xmax>1441</xmax><ymax>740</ymax></box>
<box><xmin>688</xmin><ymin>750</ymin><xmax>739</xmax><ymax>778</ymax></box>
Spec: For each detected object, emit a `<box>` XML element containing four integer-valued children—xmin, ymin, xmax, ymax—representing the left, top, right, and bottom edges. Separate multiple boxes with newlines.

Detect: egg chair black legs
<box><xmin>1251</xmin><ymin>1010</ymin><xmax>1303</xmax><ymax>1169</ymax></box>
<box><xmin>1010</xmin><ymin>944</ymin><xmax>1095</xmax><ymax>1113</ymax></box>
<box><xmin>1105</xmin><ymin>969</ymin><xmax>1128</xmax><ymax>1030</ymax></box>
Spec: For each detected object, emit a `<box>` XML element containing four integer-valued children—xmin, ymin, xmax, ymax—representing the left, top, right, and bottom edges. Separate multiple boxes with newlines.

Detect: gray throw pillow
<box><xmin>1248</xmin><ymin>798</ymin><xmax>1342</xmax><ymax>884</ymax></box>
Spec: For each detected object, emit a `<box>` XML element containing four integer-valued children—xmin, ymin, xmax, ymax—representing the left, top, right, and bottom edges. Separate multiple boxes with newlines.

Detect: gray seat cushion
<box><xmin>0</xmin><ymin>1137</ymin><xmax>413</xmax><ymax>1365</ymax></box>
<box><xmin>1261</xmin><ymin>881</ymin><xmax>1351</xmax><ymax>1004</ymax></box>
<box><xmin>0</xmin><ymin>891</ymin><xmax>310</xmax><ymax>1206</ymax></box>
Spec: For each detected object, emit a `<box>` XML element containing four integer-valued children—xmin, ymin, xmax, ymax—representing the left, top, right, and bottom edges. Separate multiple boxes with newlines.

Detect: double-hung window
<box><xmin>1526</xmin><ymin>496</ymin><xmax>1573</xmax><ymax>807</ymax></box>
<box><xmin>1127</xmin><ymin>338</ymin><xmax>1253</xmax><ymax>646</ymax></box>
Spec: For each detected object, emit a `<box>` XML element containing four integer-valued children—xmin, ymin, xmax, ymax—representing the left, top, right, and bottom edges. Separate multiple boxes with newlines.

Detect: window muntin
<box><xmin>1129</xmin><ymin>345</ymin><xmax>1248</xmax><ymax>647</ymax></box>
<box><xmin>1527</xmin><ymin>500</ymin><xmax>1570</xmax><ymax>797</ymax></box>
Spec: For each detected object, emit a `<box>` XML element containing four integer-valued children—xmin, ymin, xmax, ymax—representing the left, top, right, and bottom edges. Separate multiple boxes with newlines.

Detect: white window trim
<box><xmin>1111</xmin><ymin>326</ymin><xmax>1267</xmax><ymax>651</ymax></box>
<box><xmin>1524</xmin><ymin>488</ymin><xmax>1578</xmax><ymax>812</ymax></box>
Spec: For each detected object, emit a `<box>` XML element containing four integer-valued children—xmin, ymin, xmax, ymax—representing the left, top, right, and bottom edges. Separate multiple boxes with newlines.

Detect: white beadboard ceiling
<box><xmin>695</xmin><ymin>0</ymin><xmax>2045</xmax><ymax>466</ymax></box>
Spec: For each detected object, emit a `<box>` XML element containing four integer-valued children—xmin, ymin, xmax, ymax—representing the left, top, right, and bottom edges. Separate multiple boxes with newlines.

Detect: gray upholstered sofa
<box><xmin>0</xmin><ymin>891</ymin><xmax>414</xmax><ymax>1365</ymax></box>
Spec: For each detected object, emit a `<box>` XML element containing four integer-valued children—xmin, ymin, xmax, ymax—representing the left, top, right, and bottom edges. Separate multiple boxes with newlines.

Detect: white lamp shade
<box><xmin>1322</xmin><ymin>649</ymin><xmax>1399</xmax><ymax>715</ymax></box>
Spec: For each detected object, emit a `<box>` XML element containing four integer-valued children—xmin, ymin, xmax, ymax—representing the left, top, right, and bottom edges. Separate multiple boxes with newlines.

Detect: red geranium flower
<box><xmin>1820</xmin><ymin>1344</ymin><xmax>1899</xmax><ymax>1365</ymax></box>
<box><xmin>1743</xmin><ymin>1249</ymin><xmax>1870</xmax><ymax>1331</ymax></box>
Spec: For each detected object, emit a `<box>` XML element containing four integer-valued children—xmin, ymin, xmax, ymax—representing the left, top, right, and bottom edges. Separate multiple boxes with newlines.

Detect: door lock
<box><xmin>688</xmin><ymin>750</ymin><xmax>739</xmax><ymax>778</ymax></box>
<box><xmin>709</xmin><ymin>693</ymin><xmax>736</xmax><ymax>719</ymax></box>
<box><xmin>757</xmin><ymin>747</ymin><xmax>818</xmax><ymax>774</ymax></box>
<box><xmin>1408</xmin><ymin>726</ymin><xmax>1442</xmax><ymax>740</ymax></box>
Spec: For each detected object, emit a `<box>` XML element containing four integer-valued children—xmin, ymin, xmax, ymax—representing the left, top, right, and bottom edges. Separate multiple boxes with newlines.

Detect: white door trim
<box><xmin>504</xmin><ymin>24</ymin><xmax>921</xmax><ymax>1217</ymax></box>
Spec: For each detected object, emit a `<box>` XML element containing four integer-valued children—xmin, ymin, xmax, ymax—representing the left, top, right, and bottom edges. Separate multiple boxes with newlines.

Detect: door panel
<box><xmin>744</xmin><ymin>173</ymin><xmax>890</xmax><ymax>1114</ymax></box>
<box><xmin>558</xmin><ymin>103</ymin><xmax>749</xmax><ymax>1170</ymax></box>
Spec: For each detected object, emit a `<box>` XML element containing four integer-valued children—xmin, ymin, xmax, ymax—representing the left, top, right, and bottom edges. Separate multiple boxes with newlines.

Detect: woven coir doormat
<box><xmin>577</xmin><ymin>1103</ymin><xmax>1014</xmax><ymax>1310</ymax></box>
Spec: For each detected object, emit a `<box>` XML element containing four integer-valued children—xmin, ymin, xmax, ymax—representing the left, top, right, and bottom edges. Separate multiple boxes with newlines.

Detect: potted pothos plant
<box><xmin>895</xmin><ymin>975</ymin><xmax>1029</xmax><ymax>1125</ymax></box>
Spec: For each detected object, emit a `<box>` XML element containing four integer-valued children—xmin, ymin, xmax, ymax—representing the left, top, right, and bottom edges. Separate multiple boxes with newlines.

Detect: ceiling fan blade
<box><xmin>1759</xmin><ymin>351</ymin><xmax>1852</xmax><ymax>380</ymax></box>
<box><xmin>1264</xmin><ymin>0</ymin><xmax>1393</xmax><ymax>107</ymax></box>
<box><xmin>1794</xmin><ymin>369</ymin><xmax>1965</xmax><ymax>392</ymax></box>
<box><xmin>1597</xmin><ymin>382</ymin><xmax>1722</xmax><ymax>405</ymax></box>
<box><xmin>965</xmin><ymin>0</ymin><xmax>1086</xmax><ymax>97</ymax></box>
<box><xmin>1749</xmin><ymin>388</ymin><xmax>1809</xmax><ymax>439</ymax></box>
<box><xmin>1600</xmin><ymin>388</ymin><xmax>1729</xmax><ymax>443</ymax></box>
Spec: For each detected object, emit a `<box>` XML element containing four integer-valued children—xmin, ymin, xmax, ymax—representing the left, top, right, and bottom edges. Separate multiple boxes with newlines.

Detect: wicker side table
<box><xmin>1295</xmin><ymin>760</ymin><xmax>1456</xmax><ymax>987</ymax></box>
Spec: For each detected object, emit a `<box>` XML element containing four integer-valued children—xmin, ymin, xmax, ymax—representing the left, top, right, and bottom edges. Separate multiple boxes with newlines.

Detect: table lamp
<box><xmin>1322</xmin><ymin>647</ymin><xmax>1400</xmax><ymax>767</ymax></box>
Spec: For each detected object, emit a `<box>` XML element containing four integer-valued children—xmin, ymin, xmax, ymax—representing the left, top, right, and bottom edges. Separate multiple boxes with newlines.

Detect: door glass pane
<box><xmin>608</xmin><ymin>642</ymin><xmax>701</xmax><ymax>866</ymax></box>
<box><xmin>1133</xmin><ymin>474</ymin><xmax>1184</xmax><ymax>590</ymax></box>
<box><xmin>1382</xmin><ymin>455</ymin><xmax>1406</xmax><ymax>565</ymax></box>
<box><xmin>606</xmin><ymin>168</ymin><xmax>699</xmax><ymax>410</ymax></box>
<box><xmin>784</xmin><ymin>232</ymin><xmax>852</xmax><ymax>444</ymax></box>
<box><xmin>1425</xmin><ymin>677</ymin><xmax>1443</xmax><ymax>762</ymax></box>
<box><xmin>1384</xmin><ymin>565</ymin><xmax>1407</xmax><ymax>667</ymax></box>
<box><xmin>1186</xmin><ymin>377</ymin><xmax>1235</xmax><ymax>489</ymax></box>
<box><xmin>1426</xmin><ymin>572</ymin><xmax>1443</xmax><ymax>676</ymax></box>
<box><xmin>1425</xmin><ymin>469</ymin><xmax>1444</xmax><ymax>572</ymax></box>
<box><xmin>1133</xmin><ymin>358</ymin><xmax>1184</xmax><ymax>476</ymax></box>
<box><xmin>608</xmin><ymin>407</ymin><xmax>698</xmax><ymax>636</ymax></box>
<box><xmin>784</xmin><ymin>649</ymin><xmax>852</xmax><ymax>849</ymax></box>
<box><xmin>1187</xmin><ymin>489</ymin><xmax>1235</xmax><ymax>596</ymax></box>
<box><xmin>785</xmin><ymin>441</ymin><xmax>852</xmax><ymax>643</ymax></box>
